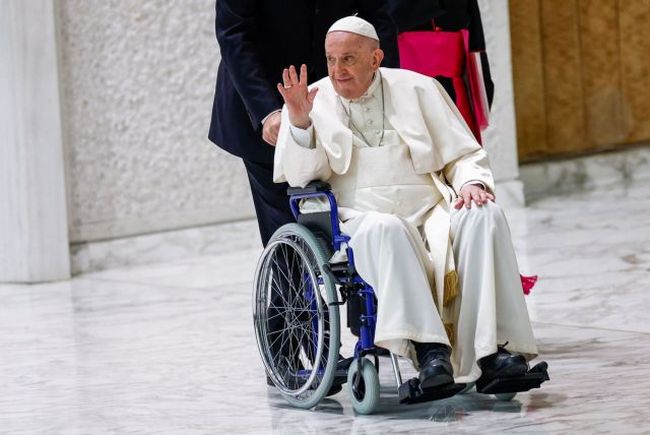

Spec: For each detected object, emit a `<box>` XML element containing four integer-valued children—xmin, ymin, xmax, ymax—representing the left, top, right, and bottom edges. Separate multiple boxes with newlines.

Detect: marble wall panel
<box><xmin>509</xmin><ymin>0</ymin><xmax>547</xmax><ymax>159</ymax></box>
<box><xmin>478</xmin><ymin>0</ymin><xmax>522</xmax><ymax>186</ymax></box>
<box><xmin>579</xmin><ymin>0</ymin><xmax>626</xmax><ymax>147</ymax></box>
<box><xmin>619</xmin><ymin>0</ymin><xmax>650</xmax><ymax>142</ymax></box>
<box><xmin>0</xmin><ymin>0</ymin><xmax>71</xmax><ymax>282</ymax></box>
<box><xmin>540</xmin><ymin>0</ymin><xmax>586</xmax><ymax>156</ymax></box>
<box><xmin>56</xmin><ymin>0</ymin><xmax>255</xmax><ymax>243</ymax></box>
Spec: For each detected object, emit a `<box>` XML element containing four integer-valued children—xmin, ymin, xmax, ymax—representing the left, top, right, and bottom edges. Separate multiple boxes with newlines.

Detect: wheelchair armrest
<box><xmin>287</xmin><ymin>181</ymin><xmax>332</xmax><ymax>197</ymax></box>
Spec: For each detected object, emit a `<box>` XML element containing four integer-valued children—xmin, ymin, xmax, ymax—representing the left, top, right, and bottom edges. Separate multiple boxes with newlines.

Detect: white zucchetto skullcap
<box><xmin>327</xmin><ymin>16</ymin><xmax>379</xmax><ymax>41</ymax></box>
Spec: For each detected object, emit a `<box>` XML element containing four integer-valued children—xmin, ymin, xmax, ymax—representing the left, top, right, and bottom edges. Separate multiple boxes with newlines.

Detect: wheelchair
<box><xmin>253</xmin><ymin>181</ymin><xmax>548</xmax><ymax>414</ymax></box>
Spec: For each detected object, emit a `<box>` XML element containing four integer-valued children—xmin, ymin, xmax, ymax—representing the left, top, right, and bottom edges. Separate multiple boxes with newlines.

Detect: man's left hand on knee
<box><xmin>455</xmin><ymin>184</ymin><xmax>495</xmax><ymax>209</ymax></box>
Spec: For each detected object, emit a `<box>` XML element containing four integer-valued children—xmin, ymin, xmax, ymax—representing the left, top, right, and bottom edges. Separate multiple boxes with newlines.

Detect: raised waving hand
<box><xmin>277</xmin><ymin>64</ymin><xmax>319</xmax><ymax>129</ymax></box>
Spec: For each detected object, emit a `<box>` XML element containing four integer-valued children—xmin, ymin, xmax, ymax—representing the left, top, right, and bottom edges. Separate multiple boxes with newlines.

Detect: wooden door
<box><xmin>509</xmin><ymin>0</ymin><xmax>650</xmax><ymax>162</ymax></box>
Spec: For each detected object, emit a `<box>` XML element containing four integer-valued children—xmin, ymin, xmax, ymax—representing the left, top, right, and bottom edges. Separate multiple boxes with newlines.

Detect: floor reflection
<box><xmin>1</xmin><ymin>181</ymin><xmax>649</xmax><ymax>433</ymax></box>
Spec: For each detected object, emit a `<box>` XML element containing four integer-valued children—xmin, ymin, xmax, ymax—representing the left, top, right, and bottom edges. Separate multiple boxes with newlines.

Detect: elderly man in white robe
<box><xmin>272</xmin><ymin>16</ymin><xmax>544</xmax><ymax>396</ymax></box>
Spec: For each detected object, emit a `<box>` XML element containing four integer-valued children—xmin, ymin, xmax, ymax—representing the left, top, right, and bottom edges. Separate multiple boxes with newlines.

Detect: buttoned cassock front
<box><xmin>273</xmin><ymin>67</ymin><xmax>537</xmax><ymax>381</ymax></box>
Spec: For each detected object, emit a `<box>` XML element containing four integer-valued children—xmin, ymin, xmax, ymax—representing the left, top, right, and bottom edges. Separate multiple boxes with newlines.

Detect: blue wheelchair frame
<box><xmin>288</xmin><ymin>189</ymin><xmax>378</xmax><ymax>363</ymax></box>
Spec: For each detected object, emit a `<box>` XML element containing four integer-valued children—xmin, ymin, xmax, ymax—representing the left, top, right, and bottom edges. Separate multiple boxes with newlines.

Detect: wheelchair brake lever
<box><xmin>322</xmin><ymin>264</ymin><xmax>346</xmax><ymax>307</ymax></box>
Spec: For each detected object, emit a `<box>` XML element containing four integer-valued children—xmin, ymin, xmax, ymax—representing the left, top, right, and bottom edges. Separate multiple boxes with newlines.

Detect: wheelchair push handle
<box><xmin>286</xmin><ymin>180</ymin><xmax>332</xmax><ymax>196</ymax></box>
<box><xmin>286</xmin><ymin>181</ymin><xmax>337</xmax><ymax>220</ymax></box>
<box><xmin>286</xmin><ymin>181</ymin><xmax>349</xmax><ymax>251</ymax></box>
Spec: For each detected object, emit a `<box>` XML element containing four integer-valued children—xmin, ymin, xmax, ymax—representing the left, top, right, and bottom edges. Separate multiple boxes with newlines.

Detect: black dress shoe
<box><xmin>414</xmin><ymin>342</ymin><xmax>454</xmax><ymax>389</ymax></box>
<box><xmin>334</xmin><ymin>356</ymin><xmax>354</xmax><ymax>374</ymax></box>
<box><xmin>477</xmin><ymin>342</ymin><xmax>528</xmax><ymax>385</ymax></box>
<box><xmin>324</xmin><ymin>356</ymin><xmax>353</xmax><ymax>396</ymax></box>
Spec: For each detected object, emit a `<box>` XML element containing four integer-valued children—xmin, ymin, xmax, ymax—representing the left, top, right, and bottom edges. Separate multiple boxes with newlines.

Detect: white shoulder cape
<box><xmin>273</xmin><ymin>67</ymin><xmax>482</xmax><ymax>183</ymax></box>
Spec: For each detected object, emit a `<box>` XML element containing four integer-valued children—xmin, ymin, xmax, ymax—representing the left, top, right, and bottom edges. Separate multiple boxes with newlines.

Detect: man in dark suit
<box><xmin>208</xmin><ymin>0</ymin><xmax>399</xmax><ymax>247</ymax></box>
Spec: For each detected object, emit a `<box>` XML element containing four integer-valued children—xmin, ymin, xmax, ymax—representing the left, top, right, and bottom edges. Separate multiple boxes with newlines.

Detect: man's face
<box><xmin>325</xmin><ymin>32</ymin><xmax>384</xmax><ymax>100</ymax></box>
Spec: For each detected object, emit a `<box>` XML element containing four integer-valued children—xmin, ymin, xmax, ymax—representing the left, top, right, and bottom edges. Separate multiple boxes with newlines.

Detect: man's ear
<box><xmin>373</xmin><ymin>49</ymin><xmax>385</xmax><ymax>68</ymax></box>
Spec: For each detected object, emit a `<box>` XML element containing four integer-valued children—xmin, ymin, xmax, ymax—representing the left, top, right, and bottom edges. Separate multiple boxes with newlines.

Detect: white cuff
<box><xmin>289</xmin><ymin>123</ymin><xmax>315</xmax><ymax>149</ymax></box>
<box><xmin>462</xmin><ymin>180</ymin><xmax>487</xmax><ymax>191</ymax></box>
<box><xmin>261</xmin><ymin>109</ymin><xmax>281</xmax><ymax>126</ymax></box>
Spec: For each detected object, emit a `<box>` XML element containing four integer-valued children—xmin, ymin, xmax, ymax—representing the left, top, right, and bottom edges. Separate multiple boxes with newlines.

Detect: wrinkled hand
<box><xmin>454</xmin><ymin>184</ymin><xmax>496</xmax><ymax>209</ymax></box>
<box><xmin>262</xmin><ymin>111</ymin><xmax>281</xmax><ymax>146</ymax></box>
<box><xmin>276</xmin><ymin>64</ymin><xmax>318</xmax><ymax>129</ymax></box>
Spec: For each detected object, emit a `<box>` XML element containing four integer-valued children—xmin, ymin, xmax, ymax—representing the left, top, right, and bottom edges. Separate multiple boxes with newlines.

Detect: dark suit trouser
<box><xmin>242</xmin><ymin>158</ymin><xmax>295</xmax><ymax>247</ymax></box>
<box><xmin>244</xmin><ymin>157</ymin><xmax>299</xmax><ymax>375</ymax></box>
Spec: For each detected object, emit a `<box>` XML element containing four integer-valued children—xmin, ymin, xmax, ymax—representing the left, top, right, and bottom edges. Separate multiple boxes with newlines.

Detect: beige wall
<box><xmin>56</xmin><ymin>0</ymin><xmax>255</xmax><ymax>243</ymax></box>
<box><xmin>510</xmin><ymin>0</ymin><xmax>650</xmax><ymax>162</ymax></box>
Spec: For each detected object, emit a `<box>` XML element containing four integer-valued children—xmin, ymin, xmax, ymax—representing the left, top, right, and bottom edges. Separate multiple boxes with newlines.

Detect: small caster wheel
<box><xmin>459</xmin><ymin>382</ymin><xmax>475</xmax><ymax>394</ymax></box>
<box><xmin>495</xmin><ymin>392</ymin><xmax>517</xmax><ymax>401</ymax></box>
<box><xmin>347</xmin><ymin>358</ymin><xmax>380</xmax><ymax>415</ymax></box>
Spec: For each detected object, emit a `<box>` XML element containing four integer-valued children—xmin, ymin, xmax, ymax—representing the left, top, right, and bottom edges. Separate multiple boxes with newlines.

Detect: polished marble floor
<box><xmin>1</xmin><ymin>181</ymin><xmax>649</xmax><ymax>434</ymax></box>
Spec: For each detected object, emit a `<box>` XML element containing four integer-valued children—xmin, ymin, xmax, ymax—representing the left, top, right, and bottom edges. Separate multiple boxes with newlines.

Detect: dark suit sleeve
<box><xmin>467</xmin><ymin>0</ymin><xmax>486</xmax><ymax>51</ymax></box>
<box><xmin>357</xmin><ymin>0</ymin><xmax>400</xmax><ymax>68</ymax></box>
<box><xmin>466</xmin><ymin>0</ymin><xmax>494</xmax><ymax>107</ymax></box>
<box><xmin>215</xmin><ymin>0</ymin><xmax>283</xmax><ymax>130</ymax></box>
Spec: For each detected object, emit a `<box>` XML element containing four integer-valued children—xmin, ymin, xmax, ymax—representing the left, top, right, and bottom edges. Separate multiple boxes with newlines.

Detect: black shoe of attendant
<box><xmin>476</xmin><ymin>342</ymin><xmax>528</xmax><ymax>388</ymax></box>
<box><xmin>323</xmin><ymin>356</ymin><xmax>354</xmax><ymax>396</ymax></box>
<box><xmin>414</xmin><ymin>342</ymin><xmax>454</xmax><ymax>390</ymax></box>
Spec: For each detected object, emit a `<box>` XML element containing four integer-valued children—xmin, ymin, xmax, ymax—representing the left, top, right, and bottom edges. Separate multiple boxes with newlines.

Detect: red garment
<box><xmin>520</xmin><ymin>275</ymin><xmax>538</xmax><ymax>295</ymax></box>
<box><xmin>397</xmin><ymin>29</ymin><xmax>483</xmax><ymax>143</ymax></box>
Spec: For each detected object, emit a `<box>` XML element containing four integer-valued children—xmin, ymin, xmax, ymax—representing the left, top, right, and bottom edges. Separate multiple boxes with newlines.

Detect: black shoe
<box><xmin>414</xmin><ymin>342</ymin><xmax>454</xmax><ymax>390</ymax></box>
<box><xmin>325</xmin><ymin>356</ymin><xmax>353</xmax><ymax>396</ymax></box>
<box><xmin>334</xmin><ymin>356</ymin><xmax>354</xmax><ymax>374</ymax></box>
<box><xmin>477</xmin><ymin>342</ymin><xmax>528</xmax><ymax>385</ymax></box>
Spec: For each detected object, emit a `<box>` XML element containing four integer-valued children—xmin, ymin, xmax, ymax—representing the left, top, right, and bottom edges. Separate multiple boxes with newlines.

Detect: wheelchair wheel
<box><xmin>347</xmin><ymin>358</ymin><xmax>380</xmax><ymax>415</ymax></box>
<box><xmin>253</xmin><ymin>223</ymin><xmax>340</xmax><ymax>409</ymax></box>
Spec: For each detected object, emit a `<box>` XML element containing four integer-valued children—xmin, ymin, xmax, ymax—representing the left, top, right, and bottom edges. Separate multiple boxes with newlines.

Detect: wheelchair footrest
<box><xmin>476</xmin><ymin>361</ymin><xmax>550</xmax><ymax>395</ymax></box>
<box><xmin>398</xmin><ymin>377</ymin><xmax>466</xmax><ymax>405</ymax></box>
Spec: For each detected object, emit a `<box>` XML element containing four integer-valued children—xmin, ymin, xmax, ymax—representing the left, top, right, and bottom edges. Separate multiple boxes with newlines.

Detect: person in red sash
<box><xmin>387</xmin><ymin>0</ymin><xmax>493</xmax><ymax>144</ymax></box>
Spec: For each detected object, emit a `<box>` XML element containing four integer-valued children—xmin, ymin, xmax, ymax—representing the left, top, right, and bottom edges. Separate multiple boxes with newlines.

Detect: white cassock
<box><xmin>273</xmin><ymin>67</ymin><xmax>538</xmax><ymax>383</ymax></box>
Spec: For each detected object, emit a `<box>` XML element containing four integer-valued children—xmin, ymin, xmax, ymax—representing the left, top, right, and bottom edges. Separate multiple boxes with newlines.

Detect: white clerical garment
<box><xmin>273</xmin><ymin>68</ymin><xmax>538</xmax><ymax>383</ymax></box>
